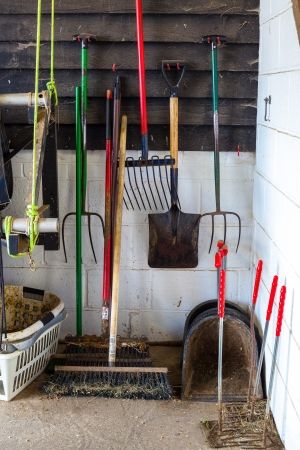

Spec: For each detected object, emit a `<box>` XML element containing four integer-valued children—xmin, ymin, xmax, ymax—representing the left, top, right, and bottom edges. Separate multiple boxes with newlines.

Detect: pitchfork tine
<box><xmin>223</xmin><ymin>213</ymin><xmax>227</xmax><ymax>245</ymax></box>
<box><xmin>209</xmin><ymin>215</ymin><xmax>215</xmax><ymax>253</ymax></box>
<box><xmin>87</xmin><ymin>212</ymin><xmax>105</xmax><ymax>263</ymax></box>
<box><xmin>62</xmin><ymin>212</ymin><xmax>76</xmax><ymax>263</ymax></box>
<box><xmin>87</xmin><ymin>214</ymin><xmax>97</xmax><ymax>263</ymax></box>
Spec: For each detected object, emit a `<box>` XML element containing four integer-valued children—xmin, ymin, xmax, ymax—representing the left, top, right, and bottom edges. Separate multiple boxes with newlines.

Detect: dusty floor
<box><xmin>0</xmin><ymin>346</ymin><xmax>240</xmax><ymax>449</ymax></box>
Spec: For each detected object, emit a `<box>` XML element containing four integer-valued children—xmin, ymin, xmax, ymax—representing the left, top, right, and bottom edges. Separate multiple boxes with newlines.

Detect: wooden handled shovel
<box><xmin>148</xmin><ymin>62</ymin><xmax>200</xmax><ymax>268</ymax></box>
<box><xmin>108</xmin><ymin>115</ymin><xmax>127</xmax><ymax>365</ymax></box>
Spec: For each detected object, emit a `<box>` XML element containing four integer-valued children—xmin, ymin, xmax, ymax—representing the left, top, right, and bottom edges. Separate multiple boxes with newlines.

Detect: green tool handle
<box><xmin>75</xmin><ymin>86</ymin><xmax>83</xmax><ymax>336</ymax></box>
<box><xmin>81</xmin><ymin>45</ymin><xmax>88</xmax><ymax>210</ymax></box>
<box><xmin>211</xmin><ymin>42</ymin><xmax>221</xmax><ymax>211</ymax></box>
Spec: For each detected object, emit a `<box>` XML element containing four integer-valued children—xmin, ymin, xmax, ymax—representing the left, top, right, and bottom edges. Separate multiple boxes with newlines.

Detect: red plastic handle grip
<box><xmin>276</xmin><ymin>286</ymin><xmax>286</xmax><ymax>337</ymax></box>
<box><xmin>218</xmin><ymin>269</ymin><xmax>226</xmax><ymax>318</ymax></box>
<box><xmin>217</xmin><ymin>240</ymin><xmax>224</xmax><ymax>249</ymax></box>
<box><xmin>215</xmin><ymin>251</ymin><xmax>222</xmax><ymax>268</ymax></box>
<box><xmin>222</xmin><ymin>245</ymin><xmax>228</xmax><ymax>257</ymax></box>
<box><xmin>252</xmin><ymin>260</ymin><xmax>263</xmax><ymax>305</ymax></box>
<box><xmin>266</xmin><ymin>275</ymin><xmax>278</xmax><ymax>321</ymax></box>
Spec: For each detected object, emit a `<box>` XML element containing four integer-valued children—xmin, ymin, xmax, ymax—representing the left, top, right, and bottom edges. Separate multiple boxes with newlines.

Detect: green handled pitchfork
<box><xmin>200</xmin><ymin>35</ymin><xmax>241</xmax><ymax>253</ymax></box>
<box><xmin>62</xmin><ymin>34</ymin><xmax>104</xmax><ymax>336</ymax></box>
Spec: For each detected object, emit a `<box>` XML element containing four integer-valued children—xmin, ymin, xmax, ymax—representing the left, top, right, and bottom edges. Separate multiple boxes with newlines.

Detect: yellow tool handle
<box><xmin>170</xmin><ymin>96</ymin><xmax>178</xmax><ymax>169</ymax></box>
<box><xmin>109</xmin><ymin>115</ymin><xmax>127</xmax><ymax>365</ymax></box>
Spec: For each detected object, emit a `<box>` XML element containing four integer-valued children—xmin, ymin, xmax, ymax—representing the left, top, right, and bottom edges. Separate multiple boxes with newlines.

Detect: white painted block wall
<box><xmin>253</xmin><ymin>1</ymin><xmax>300</xmax><ymax>448</ymax></box>
<box><xmin>3</xmin><ymin>149</ymin><xmax>254</xmax><ymax>341</ymax></box>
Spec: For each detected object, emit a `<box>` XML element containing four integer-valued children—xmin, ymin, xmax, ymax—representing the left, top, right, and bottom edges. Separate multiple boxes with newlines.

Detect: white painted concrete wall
<box><xmin>3</xmin><ymin>149</ymin><xmax>254</xmax><ymax>340</ymax></box>
<box><xmin>253</xmin><ymin>1</ymin><xmax>300</xmax><ymax>448</ymax></box>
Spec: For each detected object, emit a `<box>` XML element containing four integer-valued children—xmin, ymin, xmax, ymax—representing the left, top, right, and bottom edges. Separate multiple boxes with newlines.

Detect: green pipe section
<box><xmin>211</xmin><ymin>42</ymin><xmax>221</xmax><ymax>210</ymax></box>
<box><xmin>75</xmin><ymin>86</ymin><xmax>83</xmax><ymax>336</ymax></box>
<box><xmin>81</xmin><ymin>46</ymin><xmax>88</xmax><ymax>210</ymax></box>
<box><xmin>211</xmin><ymin>43</ymin><xmax>219</xmax><ymax>113</ymax></box>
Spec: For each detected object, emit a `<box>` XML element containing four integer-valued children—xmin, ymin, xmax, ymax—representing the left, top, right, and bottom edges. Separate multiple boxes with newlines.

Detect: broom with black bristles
<box><xmin>44</xmin><ymin>116</ymin><xmax>171</xmax><ymax>400</ymax></box>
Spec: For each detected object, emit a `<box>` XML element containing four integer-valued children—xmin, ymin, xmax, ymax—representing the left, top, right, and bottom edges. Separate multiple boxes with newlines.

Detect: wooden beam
<box><xmin>0</xmin><ymin>42</ymin><xmax>259</xmax><ymax>72</ymax></box>
<box><xmin>0</xmin><ymin>0</ymin><xmax>259</xmax><ymax>15</ymax></box>
<box><xmin>0</xmin><ymin>14</ymin><xmax>258</xmax><ymax>44</ymax></box>
<box><xmin>2</xmin><ymin>98</ymin><xmax>257</xmax><ymax>126</ymax></box>
<box><xmin>0</xmin><ymin>70</ymin><xmax>258</xmax><ymax>99</ymax></box>
<box><xmin>6</xmin><ymin>124</ymin><xmax>257</xmax><ymax>152</ymax></box>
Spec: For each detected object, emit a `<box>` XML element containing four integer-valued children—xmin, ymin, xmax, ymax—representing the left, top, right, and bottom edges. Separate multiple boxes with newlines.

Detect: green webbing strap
<box><xmin>46</xmin><ymin>0</ymin><xmax>58</xmax><ymax>105</ymax></box>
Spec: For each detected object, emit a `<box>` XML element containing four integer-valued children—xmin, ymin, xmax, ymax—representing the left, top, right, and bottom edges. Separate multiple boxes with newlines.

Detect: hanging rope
<box><xmin>4</xmin><ymin>0</ymin><xmax>57</xmax><ymax>260</ymax></box>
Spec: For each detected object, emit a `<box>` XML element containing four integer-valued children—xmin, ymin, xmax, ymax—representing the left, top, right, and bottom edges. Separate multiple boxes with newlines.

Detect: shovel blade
<box><xmin>148</xmin><ymin>207</ymin><xmax>200</xmax><ymax>268</ymax></box>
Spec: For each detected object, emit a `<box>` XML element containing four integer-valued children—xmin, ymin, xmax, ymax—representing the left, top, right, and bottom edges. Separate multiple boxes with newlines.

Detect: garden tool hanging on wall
<box><xmin>250</xmin><ymin>274</ymin><xmax>278</xmax><ymax>417</ymax></box>
<box><xmin>124</xmin><ymin>0</ymin><xmax>175</xmax><ymax>212</ymax></box>
<box><xmin>215</xmin><ymin>244</ymin><xmax>227</xmax><ymax>432</ymax></box>
<box><xmin>101</xmin><ymin>90</ymin><xmax>113</xmax><ymax>337</ymax></box>
<box><xmin>199</xmin><ymin>35</ymin><xmax>241</xmax><ymax>253</ymax></box>
<box><xmin>148</xmin><ymin>61</ymin><xmax>200</xmax><ymax>268</ymax></box>
<box><xmin>61</xmin><ymin>34</ymin><xmax>104</xmax><ymax>336</ymax></box>
<box><xmin>247</xmin><ymin>259</ymin><xmax>263</xmax><ymax>402</ymax></box>
<box><xmin>3</xmin><ymin>0</ymin><xmax>58</xmax><ymax>260</ymax></box>
<box><xmin>262</xmin><ymin>285</ymin><xmax>286</xmax><ymax>446</ymax></box>
<box><xmin>62</xmin><ymin>34</ymin><xmax>104</xmax><ymax>264</ymax></box>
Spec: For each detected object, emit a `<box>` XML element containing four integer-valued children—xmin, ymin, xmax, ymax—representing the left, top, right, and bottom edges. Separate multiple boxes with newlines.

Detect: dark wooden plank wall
<box><xmin>1</xmin><ymin>0</ymin><xmax>259</xmax><ymax>151</ymax></box>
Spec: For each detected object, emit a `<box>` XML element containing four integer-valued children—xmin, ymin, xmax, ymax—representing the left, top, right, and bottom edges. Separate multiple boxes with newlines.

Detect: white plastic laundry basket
<box><xmin>0</xmin><ymin>285</ymin><xmax>66</xmax><ymax>401</ymax></box>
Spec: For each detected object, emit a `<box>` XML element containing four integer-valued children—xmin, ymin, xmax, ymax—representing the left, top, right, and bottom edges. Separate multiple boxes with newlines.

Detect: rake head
<box><xmin>200</xmin><ymin>211</ymin><xmax>241</xmax><ymax>253</ymax></box>
<box><xmin>62</xmin><ymin>211</ymin><xmax>104</xmax><ymax>263</ymax></box>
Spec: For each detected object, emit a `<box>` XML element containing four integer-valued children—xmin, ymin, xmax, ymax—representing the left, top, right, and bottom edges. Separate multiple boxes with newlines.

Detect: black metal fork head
<box><xmin>161</xmin><ymin>60</ymin><xmax>186</xmax><ymax>97</ymax></box>
<box><xmin>62</xmin><ymin>211</ymin><xmax>104</xmax><ymax>263</ymax></box>
<box><xmin>200</xmin><ymin>210</ymin><xmax>241</xmax><ymax>253</ymax></box>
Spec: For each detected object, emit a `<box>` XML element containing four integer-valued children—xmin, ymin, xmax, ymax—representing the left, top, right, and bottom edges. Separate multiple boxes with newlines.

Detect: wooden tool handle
<box><xmin>170</xmin><ymin>96</ymin><xmax>178</xmax><ymax>169</ymax></box>
<box><xmin>109</xmin><ymin>115</ymin><xmax>127</xmax><ymax>365</ymax></box>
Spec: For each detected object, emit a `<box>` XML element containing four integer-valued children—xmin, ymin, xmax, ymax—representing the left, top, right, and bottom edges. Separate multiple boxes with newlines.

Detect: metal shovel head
<box><xmin>148</xmin><ymin>204</ymin><xmax>200</xmax><ymax>268</ymax></box>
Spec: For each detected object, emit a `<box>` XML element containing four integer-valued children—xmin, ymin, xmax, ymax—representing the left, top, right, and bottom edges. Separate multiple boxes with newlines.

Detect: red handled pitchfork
<box><xmin>247</xmin><ymin>259</ymin><xmax>263</xmax><ymax>402</ymax></box>
<box><xmin>215</xmin><ymin>244</ymin><xmax>228</xmax><ymax>432</ymax></box>
<box><xmin>263</xmin><ymin>285</ymin><xmax>286</xmax><ymax>446</ymax></box>
<box><xmin>250</xmin><ymin>274</ymin><xmax>278</xmax><ymax>417</ymax></box>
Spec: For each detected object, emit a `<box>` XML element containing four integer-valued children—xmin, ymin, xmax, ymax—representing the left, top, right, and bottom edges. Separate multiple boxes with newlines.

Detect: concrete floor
<box><xmin>0</xmin><ymin>380</ymin><xmax>222</xmax><ymax>450</ymax></box>
<box><xmin>0</xmin><ymin>345</ymin><xmax>242</xmax><ymax>450</ymax></box>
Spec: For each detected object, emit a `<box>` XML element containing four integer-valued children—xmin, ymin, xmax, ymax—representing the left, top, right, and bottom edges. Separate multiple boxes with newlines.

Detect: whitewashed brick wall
<box><xmin>3</xmin><ymin>149</ymin><xmax>254</xmax><ymax>340</ymax></box>
<box><xmin>253</xmin><ymin>1</ymin><xmax>300</xmax><ymax>448</ymax></box>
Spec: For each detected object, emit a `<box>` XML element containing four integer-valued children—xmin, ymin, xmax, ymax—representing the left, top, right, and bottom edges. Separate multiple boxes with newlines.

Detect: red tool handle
<box><xmin>276</xmin><ymin>286</ymin><xmax>286</xmax><ymax>337</ymax></box>
<box><xmin>222</xmin><ymin>246</ymin><xmax>228</xmax><ymax>257</ymax></box>
<box><xmin>266</xmin><ymin>275</ymin><xmax>278</xmax><ymax>321</ymax></box>
<box><xmin>252</xmin><ymin>260</ymin><xmax>263</xmax><ymax>305</ymax></box>
<box><xmin>217</xmin><ymin>240</ymin><xmax>224</xmax><ymax>250</ymax></box>
<box><xmin>218</xmin><ymin>269</ymin><xmax>226</xmax><ymax>318</ymax></box>
<box><xmin>102</xmin><ymin>90</ymin><xmax>113</xmax><ymax>304</ymax></box>
<box><xmin>215</xmin><ymin>251</ymin><xmax>222</xmax><ymax>268</ymax></box>
<box><xmin>135</xmin><ymin>0</ymin><xmax>148</xmax><ymax>158</ymax></box>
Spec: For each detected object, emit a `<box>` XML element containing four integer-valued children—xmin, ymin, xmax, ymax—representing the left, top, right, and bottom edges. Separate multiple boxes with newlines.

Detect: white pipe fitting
<box><xmin>2</xmin><ymin>218</ymin><xmax>59</xmax><ymax>234</ymax></box>
<box><xmin>0</xmin><ymin>92</ymin><xmax>47</xmax><ymax>107</ymax></box>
